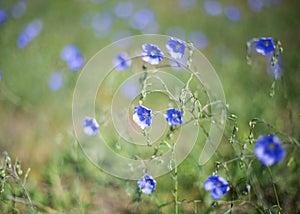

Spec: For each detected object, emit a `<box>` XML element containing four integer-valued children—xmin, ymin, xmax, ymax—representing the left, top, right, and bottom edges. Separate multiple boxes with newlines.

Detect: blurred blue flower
<box><xmin>113</xmin><ymin>52</ymin><xmax>131</xmax><ymax>71</ymax></box>
<box><xmin>165</xmin><ymin>108</ymin><xmax>183</xmax><ymax>126</ymax></box>
<box><xmin>190</xmin><ymin>31</ymin><xmax>208</xmax><ymax>49</ymax></box>
<box><xmin>80</xmin><ymin>12</ymin><xmax>95</xmax><ymax>29</ymax></box>
<box><xmin>129</xmin><ymin>9</ymin><xmax>155</xmax><ymax>30</ymax></box>
<box><xmin>67</xmin><ymin>54</ymin><xmax>85</xmax><ymax>71</ymax></box>
<box><xmin>82</xmin><ymin>117</ymin><xmax>100</xmax><ymax>136</ymax></box>
<box><xmin>203</xmin><ymin>0</ymin><xmax>222</xmax><ymax>16</ymax></box>
<box><xmin>141</xmin><ymin>21</ymin><xmax>160</xmax><ymax>34</ymax></box>
<box><xmin>166</xmin><ymin>26</ymin><xmax>186</xmax><ymax>41</ymax></box>
<box><xmin>61</xmin><ymin>45</ymin><xmax>79</xmax><ymax>61</ymax></box>
<box><xmin>203</xmin><ymin>175</ymin><xmax>230</xmax><ymax>200</ymax></box>
<box><xmin>0</xmin><ymin>9</ymin><xmax>9</xmax><ymax>24</ymax></box>
<box><xmin>254</xmin><ymin>134</ymin><xmax>286</xmax><ymax>166</ymax></box>
<box><xmin>0</xmin><ymin>70</ymin><xmax>2</xmax><ymax>82</ymax></box>
<box><xmin>12</xmin><ymin>1</ymin><xmax>27</xmax><ymax>19</ymax></box>
<box><xmin>248</xmin><ymin>0</ymin><xmax>264</xmax><ymax>13</ymax></box>
<box><xmin>137</xmin><ymin>174</ymin><xmax>156</xmax><ymax>194</ymax></box>
<box><xmin>255</xmin><ymin>37</ymin><xmax>275</xmax><ymax>55</ymax></box>
<box><xmin>267</xmin><ymin>54</ymin><xmax>283</xmax><ymax>79</ymax></box>
<box><xmin>120</xmin><ymin>81</ymin><xmax>140</xmax><ymax>100</ymax></box>
<box><xmin>61</xmin><ymin>45</ymin><xmax>85</xmax><ymax>71</ymax></box>
<box><xmin>112</xmin><ymin>30</ymin><xmax>133</xmax><ymax>48</ymax></box>
<box><xmin>133</xmin><ymin>105</ymin><xmax>152</xmax><ymax>129</ymax></box>
<box><xmin>224</xmin><ymin>5</ymin><xmax>241</xmax><ymax>22</ymax></box>
<box><xmin>166</xmin><ymin>38</ymin><xmax>186</xmax><ymax>59</ymax></box>
<box><xmin>178</xmin><ymin>0</ymin><xmax>197</xmax><ymax>9</ymax></box>
<box><xmin>114</xmin><ymin>2</ymin><xmax>134</xmax><ymax>18</ymax></box>
<box><xmin>90</xmin><ymin>0</ymin><xmax>106</xmax><ymax>3</ymax></box>
<box><xmin>17</xmin><ymin>19</ymin><xmax>43</xmax><ymax>48</ymax></box>
<box><xmin>142</xmin><ymin>44</ymin><xmax>164</xmax><ymax>65</ymax></box>
<box><xmin>48</xmin><ymin>71</ymin><xmax>63</xmax><ymax>91</ymax></box>
<box><xmin>92</xmin><ymin>12</ymin><xmax>113</xmax><ymax>38</ymax></box>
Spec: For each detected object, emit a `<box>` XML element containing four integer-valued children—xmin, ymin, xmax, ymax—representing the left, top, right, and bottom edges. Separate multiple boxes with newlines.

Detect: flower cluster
<box><xmin>82</xmin><ymin>117</ymin><xmax>100</xmax><ymax>136</ymax></box>
<box><xmin>248</xmin><ymin>37</ymin><xmax>283</xmax><ymax>79</ymax></box>
<box><xmin>61</xmin><ymin>45</ymin><xmax>85</xmax><ymax>71</ymax></box>
<box><xmin>137</xmin><ymin>174</ymin><xmax>156</xmax><ymax>194</ymax></box>
<box><xmin>140</xmin><ymin>38</ymin><xmax>187</xmax><ymax>66</ymax></box>
<box><xmin>133</xmin><ymin>106</ymin><xmax>183</xmax><ymax>130</ymax></box>
<box><xmin>17</xmin><ymin>19</ymin><xmax>43</xmax><ymax>48</ymax></box>
<box><xmin>254</xmin><ymin>134</ymin><xmax>286</xmax><ymax>166</ymax></box>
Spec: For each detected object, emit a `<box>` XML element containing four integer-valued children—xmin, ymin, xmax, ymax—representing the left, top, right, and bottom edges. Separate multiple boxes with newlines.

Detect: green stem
<box><xmin>174</xmin><ymin>165</ymin><xmax>178</xmax><ymax>214</ymax></box>
<box><xmin>267</xmin><ymin>167</ymin><xmax>282</xmax><ymax>211</ymax></box>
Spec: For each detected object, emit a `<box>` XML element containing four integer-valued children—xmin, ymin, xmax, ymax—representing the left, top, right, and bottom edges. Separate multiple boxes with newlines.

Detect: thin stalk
<box><xmin>174</xmin><ymin>165</ymin><xmax>179</xmax><ymax>214</ymax></box>
<box><xmin>267</xmin><ymin>167</ymin><xmax>282</xmax><ymax>212</ymax></box>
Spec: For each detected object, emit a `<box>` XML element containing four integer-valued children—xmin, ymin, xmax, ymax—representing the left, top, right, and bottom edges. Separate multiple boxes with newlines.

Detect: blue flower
<box><xmin>137</xmin><ymin>174</ymin><xmax>156</xmax><ymax>194</ymax></box>
<box><xmin>254</xmin><ymin>134</ymin><xmax>286</xmax><ymax>166</ymax></box>
<box><xmin>0</xmin><ymin>9</ymin><xmax>8</xmax><ymax>25</ymax></box>
<box><xmin>17</xmin><ymin>19</ymin><xmax>43</xmax><ymax>48</ymax></box>
<box><xmin>0</xmin><ymin>70</ymin><xmax>2</xmax><ymax>82</ymax></box>
<box><xmin>61</xmin><ymin>45</ymin><xmax>85</xmax><ymax>71</ymax></box>
<box><xmin>255</xmin><ymin>38</ymin><xmax>275</xmax><ymax>55</ymax></box>
<box><xmin>133</xmin><ymin>105</ymin><xmax>152</xmax><ymax>129</ymax></box>
<box><xmin>166</xmin><ymin>38</ymin><xmax>186</xmax><ymax>59</ymax></box>
<box><xmin>48</xmin><ymin>71</ymin><xmax>63</xmax><ymax>91</ymax></box>
<box><xmin>267</xmin><ymin>54</ymin><xmax>283</xmax><ymax>79</ymax></box>
<box><xmin>141</xmin><ymin>44</ymin><xmax>164</xmax><ymax>65</ymax></box>
<box><xmin>82</xmin><ymin>117</ymin><xmax>100</xmax><ymax>136</ymax></box>
<box><xmin>12</xmin><ymin>1</ymin><xmax>27</xmax><ymax>19</ymax></box>
<box><xmin>112</xmin><ymin>52</ymin><xmax>131</xmax><ymax>71</ymax></box>
<box><xmin>203</xmin><ymin>175</ymin><xmax>230</xmax><ymax>200</ymax></box>
<box><xmin>165</xmin><ymin>108</ymin><xmax>183</xmax><ymax>126</ymax></box>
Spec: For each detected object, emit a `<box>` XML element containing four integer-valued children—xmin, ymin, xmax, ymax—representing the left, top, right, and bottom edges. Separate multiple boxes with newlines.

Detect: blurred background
<box><xmin>0</xmin><ymin>0</ymin><xmax>299</xmax><ymax>213</ymax></box>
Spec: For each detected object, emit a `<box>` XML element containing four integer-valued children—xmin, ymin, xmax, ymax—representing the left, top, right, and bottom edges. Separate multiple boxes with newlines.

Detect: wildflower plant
<box><xmin>72</xmin><ymin>34</ymin><xmax>227</xmax><ymax>212</ymax></box>
<box><xmin>247</xmin><ymin>37</ymin><xmax>283</xmax><ymax>80</ymax></box>
<box><xmin>247</xmin><ymin>37</ymin><xmax>284</xmax><ymax>97</ymax></box>
<box><xmin>71</xmin><ymin>33</ymin><xmax>300</xmax><ymax>213</ymax></box>
<box><xmin>1</xmin><ymin>1</ymin><xmax>299</xmax><ymax>213</ymax></box>
<box><xmin>0</xmin><ymin>152</ymin><xmax>34</xmax><ymax>212</ymax></box>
